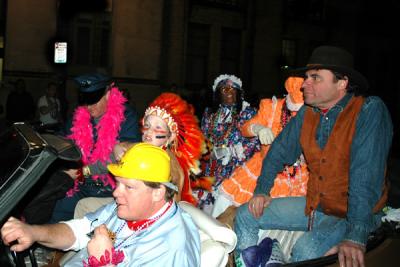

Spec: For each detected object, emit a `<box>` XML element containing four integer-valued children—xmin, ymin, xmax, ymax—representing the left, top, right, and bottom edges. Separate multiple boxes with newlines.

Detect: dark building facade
<box><xmin>0</xmin><ymin>0</ymin><xmax>398</xmax><ymax>153</ymax></box>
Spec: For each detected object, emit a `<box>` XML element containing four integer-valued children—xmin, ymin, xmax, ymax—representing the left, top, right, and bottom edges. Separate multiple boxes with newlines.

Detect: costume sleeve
<box><xmin>201</xmin><ymin>108</ymin><xmax>212</xmax><ymax>139</ymax></box>
<box><xmin>344</xmin><ymin>97</ymin><xmax>393</xmax><ymax>245</ymax></box>
<box><xmin>86</xmin><ymin>153</ymin><xmax>117</xmax><ymax>175</ymax></box>
<box><xmin>62</xmin><ymin>203</ymin><xmax>117</xmax><ymax>251</ymax></box>
<box><xmin>254</xmin><ymin>106</ymin><xmax>305</xmax><ymax>195</ymax></box>
<box><xmin>241</xmin><ymin>99</ymin><xmax>273</xmax><ymax>137</ymax></box>
<box><xmin>118</xmin><ymin>104</ymin><xmax>141</xmax><ymax>142</ymax></box>
<box><xmin>238</xmin><ymin>106</ymin><xmax>261</xmax><ymax>159</ymax></box>
<box><xmin>61</xmin><ymin>217</ymin><xmax>91</xmax><ymax>251</ymax></box>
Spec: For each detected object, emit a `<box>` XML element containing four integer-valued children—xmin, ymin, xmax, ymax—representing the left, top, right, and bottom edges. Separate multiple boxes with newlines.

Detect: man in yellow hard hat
<box><xmin>1</xmin><ymin>143</ymin><xmax>201</xmax><ymax>266</ymax></box>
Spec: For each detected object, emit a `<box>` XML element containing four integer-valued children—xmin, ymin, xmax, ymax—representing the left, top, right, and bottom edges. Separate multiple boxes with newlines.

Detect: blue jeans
<box><xmin>234</xmin><ymin>197</ymin><xmax>382</xmax><ymax>262</ymax></box>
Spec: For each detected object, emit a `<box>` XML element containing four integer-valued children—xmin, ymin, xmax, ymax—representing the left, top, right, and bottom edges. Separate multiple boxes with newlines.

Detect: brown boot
<box><xmin>216</xmin><ymin>206</ymin><xmax>238</xmax><ymax>267</ymax></box>
<box><xmin>42</xmin><ymin>251</ymin><xmax>65</xmax><ymax>267</ymax></box>
<box><xmin>216</xmin><ymin>205</ymin><xmax>237</xmax><ymax>230</ymax></box>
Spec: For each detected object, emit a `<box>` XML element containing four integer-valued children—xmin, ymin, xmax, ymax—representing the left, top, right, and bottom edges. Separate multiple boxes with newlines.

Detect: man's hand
<box><xmin>248</xmin><ymin>194</ymin><xmax>272</xmax><ymax>218</ymax></box>
<box><xmin>251</xmin><ymin>124</ymin><xmax>275</xmax><ymax>145</ymax></box>
<box><xmin>325</xmin><ymin>240</ymin><xmax>366</xmax><ymax>267</ymax></box>
<box><xmin>113</xmin><ymin>142</ymin><xmax>135</xmax><ymax>162</ymax></box>
<box><xmin>87</xmin><ymin>224</ymin><xmax>114</xmax><ymax>258</ymax></box>
<box><xmin>113</xmin><ymin>143</ymin><xmax>128</xmax><ymax>162</ymax></box>
<box><xmin>63</xmin><ymin>168</ymin><xmax>80</xmax><ymax>180</ymax></box>
<box><xmin>1</xmin><ymin>217</ymin><xmax>36</xmax><ymax>252</ymax></box>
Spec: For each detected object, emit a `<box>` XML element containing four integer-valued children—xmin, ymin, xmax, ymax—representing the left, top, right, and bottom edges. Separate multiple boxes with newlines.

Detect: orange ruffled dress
<box><xmin>220</xmin><ymin>80</ymin><xmax>309</xmax><ymax>206</ymax></box>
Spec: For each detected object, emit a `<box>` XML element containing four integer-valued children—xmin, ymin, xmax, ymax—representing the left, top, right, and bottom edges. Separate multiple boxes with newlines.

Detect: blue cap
<box><xmin>74</xmin><ymin>73</ymin><xmax>110</xmax><ymax>105</ymax></box>
<box><xmin>74</xmin><ymin>73</ymin><xmax>110</xmax><ymax>93</ymax></box>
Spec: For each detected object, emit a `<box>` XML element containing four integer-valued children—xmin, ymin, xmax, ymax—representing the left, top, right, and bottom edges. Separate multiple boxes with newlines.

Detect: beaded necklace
<box><xmin>207</xmin><ymin>105</ymin><xmax>238</xmax><ymax>147</ymax></box>
<box><xmin>113</xmin><ymin>201</ymin><xmax>173</xmax><ymax>249</ymax></box>
<box><xmin>280</xmin><ymin>101</ymin><xmax>301</xmax><ymax>180</ymax></box>
<box><xmin>280</xmin><ymin>101</ymin><xmax>292</xmax><ymax>129</ymax></box>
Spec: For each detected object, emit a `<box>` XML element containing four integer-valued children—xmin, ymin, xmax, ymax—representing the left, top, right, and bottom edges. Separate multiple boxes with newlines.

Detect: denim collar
<box><xmin>312</xmin><ymin>93</ymin><xmax>354</xmax><ymax>115</ymax></box>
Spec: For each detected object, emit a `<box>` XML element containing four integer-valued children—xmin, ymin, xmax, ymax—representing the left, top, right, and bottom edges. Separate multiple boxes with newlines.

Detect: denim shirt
<box><xmin>254</xmin><ymin>93</ymin><xmax>393</xmax><ymax>245</ymax></box>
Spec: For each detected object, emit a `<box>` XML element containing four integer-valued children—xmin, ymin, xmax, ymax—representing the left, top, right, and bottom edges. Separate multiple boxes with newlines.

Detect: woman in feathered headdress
<box><xmin>74</xmin><ymin>92</ymin><xmax>205</xmax><ymax>216</ymax></box>
<box><xmin>140</xmin><ymin>92</ymin><xmax>205</xmax><ymax>204</ymax></box>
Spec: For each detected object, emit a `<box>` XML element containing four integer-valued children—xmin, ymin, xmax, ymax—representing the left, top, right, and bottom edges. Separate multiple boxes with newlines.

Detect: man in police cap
<box><xmin>1</xmin><ymin>143</ymin><xmax>200</xmax><ymax>266</ymax></box>
<box><xmin>22</xmin><ymin>73</ymin><xmax>141</xmax><ymax>224</ymax></box>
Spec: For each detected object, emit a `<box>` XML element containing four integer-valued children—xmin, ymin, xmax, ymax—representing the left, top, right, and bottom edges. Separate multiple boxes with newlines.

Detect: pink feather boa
<box><xmin>66</xmin><ymin>86</ymin><xmax>126</xmax><ymax>196</ymax></box>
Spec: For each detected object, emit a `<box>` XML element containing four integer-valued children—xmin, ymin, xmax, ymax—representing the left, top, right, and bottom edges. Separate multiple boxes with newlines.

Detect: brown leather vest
<box><xmin>300</xmin><ymin>96</ymin><xmax>388</xmax><ymax>218</ymax></box>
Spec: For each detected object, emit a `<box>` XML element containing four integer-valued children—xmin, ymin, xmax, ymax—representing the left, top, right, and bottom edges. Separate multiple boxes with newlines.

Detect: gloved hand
<box><xmin>251</xmin><ymin>124</ymin><xmax>275</xmax><ymax>145</ymax></box>
<box><xmin>221</xmin><ymin>149</ymin><xmax>232</xmax><ymax>166</ymax></box>
<box><xmin>233</xmin><ymin>143</ymin><xmax>245</xmax><ymax>161</ymax></box>
<box><xmin>212</xmin><ymin>146</ymin><xmax>232</xmax><ymax>166</ymax></box>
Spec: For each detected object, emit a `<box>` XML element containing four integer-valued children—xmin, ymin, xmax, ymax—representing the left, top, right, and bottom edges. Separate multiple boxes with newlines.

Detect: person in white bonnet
<box><xmin>195</xmin><ymin>74</ymin><xmax>260</xmax><ymax>214</ymax></box>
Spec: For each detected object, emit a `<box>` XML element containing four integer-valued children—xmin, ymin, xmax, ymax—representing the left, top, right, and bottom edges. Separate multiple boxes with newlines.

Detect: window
<box><xmin>0</xmin><ymin>0</ymin><xmax>5</xmax><ymax>36</ymax></box>
<box><xmin>190</xmin><ymin>0</ymin><xmax>247</xmax><ymax>12</ymax></box>
<box><xmin>285</xmin><ymin>0</ymin><xmax>326</xmax><ymax>23</ymax></box>
<box><xmin>0</xmin><ymin>0</ymin><xmax>5</xmax><ymax>80</ymax></box>
<box><xmin>71</xmin><ymin>13</ymin><xmax>111</xmax><ymax>67</ymax></box>
<box><xmin>186</xmin><ymin>23</ymin><xmax>210</xmax><ymax>89</ymax></box>
<box><xmin>282</xmin><ymin>39</ymin><xmax>296</xmax><ymax>67</ymax></box>
<box><xmin>220</xmin><ymin>27</ymin><xmax>241</xmax><ymax>75</ymax></box>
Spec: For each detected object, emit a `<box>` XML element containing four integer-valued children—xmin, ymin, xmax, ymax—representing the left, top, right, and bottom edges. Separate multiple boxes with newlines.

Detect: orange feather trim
<box><xmin>145</xmin><ymin>93</ymin><xmax>206</xmax><ymax>204</ymax></box>
<box><xmin>191</xmin><ymin>176</ymin><xmax>215</xmax><ymax>191</ymax></box>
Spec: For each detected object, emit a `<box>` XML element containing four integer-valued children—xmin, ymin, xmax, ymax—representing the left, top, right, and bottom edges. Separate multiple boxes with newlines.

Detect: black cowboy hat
<box><xmin>294</xmin><ymin>46</ymin><xmax>369</xmax><ymax>90</ymax></box>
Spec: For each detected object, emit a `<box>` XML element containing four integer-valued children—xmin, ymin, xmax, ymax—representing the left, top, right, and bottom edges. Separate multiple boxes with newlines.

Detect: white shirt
<box><xmin>37</xmin><ymin>95</ymin><xmax>61</xmax><ymax>125</ymax></box>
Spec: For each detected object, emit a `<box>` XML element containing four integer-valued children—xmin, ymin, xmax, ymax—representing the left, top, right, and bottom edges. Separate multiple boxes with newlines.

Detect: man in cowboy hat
<box><xmin>234</xmin><ymin>46</ymin><xmax>392</xmax><ymax>267</ymax></box>
<box><xmin>1</xmin><ymin>143</ymin><xmax>200</xmax><ymax>266</ymax></box>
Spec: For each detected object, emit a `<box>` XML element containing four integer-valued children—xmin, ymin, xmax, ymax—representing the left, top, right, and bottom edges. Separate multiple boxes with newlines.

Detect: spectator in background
<box><xmin>37</xmin><ymin>82</ymin><xmax>63</xmax><ymax>130</ymax></box>
<box><xmin>6</xmin><ymin>79</ymin><xmax>35</xmax><ymax>125</ymax></box>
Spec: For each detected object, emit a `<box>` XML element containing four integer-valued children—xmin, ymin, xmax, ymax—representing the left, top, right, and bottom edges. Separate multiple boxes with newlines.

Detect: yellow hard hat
<box><xmin>108</xmin><ymin>143</ymin><xmax>177</xmax><ymax>191</ymax></box>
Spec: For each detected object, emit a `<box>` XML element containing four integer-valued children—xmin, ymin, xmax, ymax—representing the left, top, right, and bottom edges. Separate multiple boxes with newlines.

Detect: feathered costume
<box><xmin>144</xmin><ymin>93</ymin><xmax>206</xmax><ymax>205</ymax></box>
<box><xmin>67</xmin><ymin>86</ymin><xmax>126</xmax><ymax>196</ymax></box>
<box><xmin>219</xmin><ymin>77</ymin><xmax>309</xmax><ymax>207</ymax></box>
